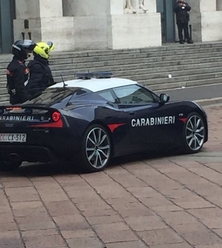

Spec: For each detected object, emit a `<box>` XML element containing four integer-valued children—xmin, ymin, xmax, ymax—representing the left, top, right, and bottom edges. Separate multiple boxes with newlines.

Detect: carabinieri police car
<box><xmin>0</xmin><ymin>72</ymin><xmax>208</xmax><ymax>172</ymax></box>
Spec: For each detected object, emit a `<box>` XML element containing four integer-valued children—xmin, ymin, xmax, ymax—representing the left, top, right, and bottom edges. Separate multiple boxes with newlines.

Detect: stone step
<box><xmin>0</xmin><ymin>94</ymin><xmax>9</xmax><ymax>103</ymax></box>
<box><xmin>1</xmin><ymin>42</ymin><xmax>222</xmax><ymax>104</ymax></box>
<box><xmin>51</xmin><ymin>56</ymin><xmax>222</xmax><ymax>80</ymax></box>
<box><xmin>1</xmin><ymin>41</ymin><xmax>222</xmax><ymax>63</ymax></box>
<box><xmin>0</xmin><ymin>88</ymin><xmax>8</xmax><ymax>94</ymax></box>
<box><xmin>0</xmin><ymin>45</ymin><xmax>222</xmax><ymax>66</ymax></box>
<box><xmin>52</xmin><ymin>65</ymin><xmax>222</xmax><ymax>83</ymax></box>
<box><xmin>116</xmin><ymin>67</ymin><xmax>222</xmax><ymax>80</ymax></box>
<box><xmin>150</xmin><ymin>77</ymin><xmax>222</xmax><ymax>91</ymax></box>
<box><xmin>0</xmin><ymin>55</ymin><xmax>221</xmax><ymax>82</ymax></box>
<box><xmin>49</xmin><ymin>43</ymin><xmax>222</xmax><ymax>59</ymax></box>
<box><xmin>137</xmin><ymin>71</ymin><xmax>222</xmax><ymax>85</ymax></box>
<box><xmin>50</xmin><ymin>49</ymin><xmax>222</xmax><ymax>63</ymax></box>
<box><xmin>143</xmin><ymin>76</ymin><xmax>222</xmax><ymax>91</ymax></box>
<box><xmin>48</xmin><ymin>51</ymin><xmax>222</xmax><ymax>69</ymax></box>
<box><xmin>53</xmin><ymin>52</ymin><xmax>222</xmax><ymax>67</ymax></box>
<box><xmin>1</xmin><ymin>49</ymin><xmax>221</xmax><ymax>73</ymax></box>
<box><xmin>52</xmin><ymin>62</ymin><xmax>222</xmax><ymax>84</ymax></box>
<box><xmin>1</xmin><ymin>66</ymin><xmax>219</xmax><ymax>94</ymax></box>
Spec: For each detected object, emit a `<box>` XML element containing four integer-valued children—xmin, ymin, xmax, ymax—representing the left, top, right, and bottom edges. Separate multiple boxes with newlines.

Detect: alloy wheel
<box><xmin>85</xmin><ymin>126</ymin><xmax>111</xmax><ymax>170</ymax></box>
<box><xmin>185</xmin><ymin>114</ymin><xmax>205</xmax><ymax>152</ymax></box>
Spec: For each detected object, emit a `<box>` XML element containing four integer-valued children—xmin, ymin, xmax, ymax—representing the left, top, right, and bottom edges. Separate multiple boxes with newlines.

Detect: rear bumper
<box><xmin>0</xmin><ymin>145</ymin><xmax>58</xmax><ymax>163</ymax></box>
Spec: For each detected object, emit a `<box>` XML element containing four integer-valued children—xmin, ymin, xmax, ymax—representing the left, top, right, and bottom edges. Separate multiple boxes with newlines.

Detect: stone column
<box><xmin>14</xmin><ymin>0</ymin><xmax>74</xmax><ymax>51</ymax></box>
<box><xmin>199</xmin><ymin>0</ymin><xmax>216</xmax><ymax>11</ymax></box>
<box><xmin>198</xmin><ymin>0</ymin><xmax>222</xmax><ymax>41</ymax></box>
<box><xmin>66</xmin><ymin>0</ymin><xmax>161</xmax><ymax>50</ymax></box>
<box><xmin>188</xmin><ymin>0</ymin><xmax>222</xmax><ymax>42</ymax></box>
<box><xmin>15</xmin><ymin>0</ymin><xmax>62</xmax><ymax>20</ymax></box>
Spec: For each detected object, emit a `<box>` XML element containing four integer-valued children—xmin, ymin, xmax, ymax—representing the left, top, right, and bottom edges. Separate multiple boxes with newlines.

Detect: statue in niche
<box><xmin>138</xmin><ymin>0</ymin><xmax>148</xmax><ymax>12</ymax></box>
<box><xmin>124</xmin><ymin>0</ymin><xmax>136</xmax><ymax>13</ymax></box>
<box><xmin>124</xmin><ymin>0</ymin><xmax>148</xmax><ymax>14</ymax></box>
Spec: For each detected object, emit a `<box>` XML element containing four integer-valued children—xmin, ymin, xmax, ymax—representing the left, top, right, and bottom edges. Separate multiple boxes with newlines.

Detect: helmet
<box><xmin>33</xmin><ymin>41</ymin><xmax>54</xmax><ymax>59</ymax></box>
<box><xmin>12</xmin><ymin>40</ymin><xmax>36</xmax><ymax>60</ymax></box>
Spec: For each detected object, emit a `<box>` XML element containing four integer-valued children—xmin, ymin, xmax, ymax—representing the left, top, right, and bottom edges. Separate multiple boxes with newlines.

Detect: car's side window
<box><xmin>113</xmin><ymin>84</ymin><xmax>155</xmax><ymax>105</ymax></box>
<box><xmin>98</xmin><ymin>90</ymin><xmax>116</xmax><ymax>103</ymax></box>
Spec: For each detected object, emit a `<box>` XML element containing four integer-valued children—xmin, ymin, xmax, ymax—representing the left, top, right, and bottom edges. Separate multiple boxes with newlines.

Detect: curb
<box><xmin>195</xmin><ymin>97</ymin><xmax>222</xmax><ymax>107</ymax></box>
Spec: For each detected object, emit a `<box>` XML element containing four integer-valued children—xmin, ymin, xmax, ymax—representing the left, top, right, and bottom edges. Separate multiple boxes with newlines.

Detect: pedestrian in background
<box><xmin>6</xmin><ymin>40</ymin><xmax>36</xmax><ymax>104</ymax></box>
<box><xmin>173</xmin><ymin>0</ymin><xmax>193</xmax><ymax>44</ymax></box>
<box><xmin>26</xmin><ymin>41</ymin><xmax>55</xmax><ymax>98</ymax></box>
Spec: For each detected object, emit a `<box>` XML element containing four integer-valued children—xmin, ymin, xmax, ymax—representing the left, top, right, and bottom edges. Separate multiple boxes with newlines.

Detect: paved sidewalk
<box><xmin>0</xmin><ymin>103</ymin><xmax>222</xmax><ymax>248</ymax></box>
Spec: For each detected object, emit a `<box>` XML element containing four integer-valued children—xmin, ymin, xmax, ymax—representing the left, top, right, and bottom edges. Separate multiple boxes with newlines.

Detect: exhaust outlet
<box><xmin>8</xmin><ymin>153</ymin><xmax>20</xmax><ymax>162</ymax></box>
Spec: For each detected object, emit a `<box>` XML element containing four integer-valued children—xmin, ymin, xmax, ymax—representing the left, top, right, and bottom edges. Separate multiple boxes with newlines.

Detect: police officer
<box><xmin>173</xmin><ymin>0</ymin><xmax>193</xmax><ymax>44</ymax></box>
<box><xmin>26</xmin><ymin>41</ymin><xmax>55</xmax><ymax>97</ymax></box>
<box><xmin>6</xmin><ymin>40</ymin><xmax>36</xmax><ymax>104</ymax></box>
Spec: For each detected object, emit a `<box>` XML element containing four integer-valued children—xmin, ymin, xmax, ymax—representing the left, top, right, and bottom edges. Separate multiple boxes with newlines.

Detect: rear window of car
<box><xmin>27</xmin><ymin>88</ymin><xmax>88</xmax><ymax>105</ymax></box>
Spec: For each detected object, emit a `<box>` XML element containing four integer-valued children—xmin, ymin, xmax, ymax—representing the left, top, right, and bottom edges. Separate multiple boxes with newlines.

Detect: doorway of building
<box><xmin>0</xmin><ymin>0</ymin><xmax>15</xmax><ymax>53</ymax></box>
<box><xmin>156</xmin><ymin>0</ymin><xmax>176</xmax><ymax>43</ymax></box>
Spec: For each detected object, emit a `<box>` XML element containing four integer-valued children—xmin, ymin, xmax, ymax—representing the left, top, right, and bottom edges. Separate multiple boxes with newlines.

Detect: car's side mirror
<box><xmin>159</xmin><ymin>93</ymin><xmax>170</xmax><ymax>104</ymax></box>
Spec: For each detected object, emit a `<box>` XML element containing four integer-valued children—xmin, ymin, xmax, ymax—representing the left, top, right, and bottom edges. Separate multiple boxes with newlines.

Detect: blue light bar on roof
<box><xmin>75</xmin><ymin>72</ymin><xmax>94</xmax><ymax>79</ymax></box>
<box><xmin>75</xmin><ymin>71</ymin><xmax>113</xmax><ymax>80</ymax></box>
<box><xmin>95</xmin><ymin>71</ymin><xmax>113</xmax><ymax>78</ymax></box>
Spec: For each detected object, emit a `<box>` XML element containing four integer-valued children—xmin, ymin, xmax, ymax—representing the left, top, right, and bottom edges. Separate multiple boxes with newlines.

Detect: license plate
<box><xmin>0</xmin><ymin>133</ymin><xmax>27</xmax><ymax>143</ymax></box>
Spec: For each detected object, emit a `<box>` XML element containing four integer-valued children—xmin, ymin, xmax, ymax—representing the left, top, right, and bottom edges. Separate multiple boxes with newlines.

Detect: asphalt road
<box><xmin>156</xmin><ymin>83</ymin><xmax>222</xmax><ymax>102</ymax></box>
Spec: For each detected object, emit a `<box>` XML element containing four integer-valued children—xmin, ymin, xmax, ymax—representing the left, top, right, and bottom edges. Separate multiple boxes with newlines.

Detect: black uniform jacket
<box><xmin>173</xmin><ymin>2</ymin><xmax>191</xmax><ymax>24</ymax></box>
<box><xmin>26</xmin><ymin>55</ymin><xmax>54</xmax><ymax>97</ymax></box>
<box><xmin>6</xmin><ymin>57</ymin><xmax>30</xmax><ymax>104</ymax></box>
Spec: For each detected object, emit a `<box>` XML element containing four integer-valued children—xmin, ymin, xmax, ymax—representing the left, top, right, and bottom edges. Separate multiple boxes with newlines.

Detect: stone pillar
<box><xmin>199</xmin><ymin>0</ymin><xmax>216</xmax><ymax>11</ymax></box>
<box><xmin>63</xmin><ymin>0</ymin><xmax>161</xmax><ymax>50</ymax></box>
<box><xmin>14</xmin><ymin>0</ymin><xmax>74</xmax><ymax>51</ymax></box>
<box><xmin>188</xmin><ymin>0</ymin><xmax>222</xmax><ymax>42</ymax></box>
<box><xmin>15</xmin><ymin>0</ymin><xmax>62</xmax><ymax>19</ymax></box>
<box><xmin>198</xmin><ymin>0</ymin><xmax>222</xmax><ymax>42</ymax></box>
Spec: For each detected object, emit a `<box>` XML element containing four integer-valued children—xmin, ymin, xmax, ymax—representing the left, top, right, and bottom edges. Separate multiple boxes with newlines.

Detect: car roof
<box><xmin>50</xmin><ymin>77</ymin><xmax>137</xmax><ymax>92</ymax></box>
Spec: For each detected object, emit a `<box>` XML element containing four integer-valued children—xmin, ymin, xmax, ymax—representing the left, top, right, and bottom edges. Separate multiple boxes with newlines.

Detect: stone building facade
<box><xmin>1</xmin><ymin>0</ymin><xmax>222</xmax><ymax>53</ymax></box>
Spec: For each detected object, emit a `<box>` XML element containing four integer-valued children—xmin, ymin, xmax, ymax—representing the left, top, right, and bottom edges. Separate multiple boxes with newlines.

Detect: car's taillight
<box><xmin>52</xmin><ymin>111</ymin><xmax>61</xmax><ymax>122</ymax></box>
<box><xmin>29</xmin><ymin>111</ymin><xmax>63</xmax><ymax>128</ymax></box>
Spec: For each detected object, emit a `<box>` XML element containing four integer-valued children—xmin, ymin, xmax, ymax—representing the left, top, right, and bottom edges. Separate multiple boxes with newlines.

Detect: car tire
<box><xmin>0</xmin><ymin>160</ymin><xmax>22</xmax><ymax>171</ymax></box>
<box><xmin>80</xmin><ymin>124</ymin><xmax>111</xmax><ymax>172</ymax></box>
<box><xmin>183</xmin><ymin>112</ymin><xmax>206</xmax><ymax>153</ymax></box>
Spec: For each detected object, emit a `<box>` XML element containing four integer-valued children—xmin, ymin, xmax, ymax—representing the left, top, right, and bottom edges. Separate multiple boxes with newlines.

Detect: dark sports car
<box><xmin>0</xmin><ymin>72</ymin><xmax>208</xmax><ymax>172</ymax></box>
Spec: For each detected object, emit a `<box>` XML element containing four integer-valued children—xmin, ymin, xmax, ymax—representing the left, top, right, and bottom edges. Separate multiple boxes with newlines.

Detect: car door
<box><xmin>113</xmin><ymin>84</ymin><xmax>178</xmax><ymax>149</ymax></box>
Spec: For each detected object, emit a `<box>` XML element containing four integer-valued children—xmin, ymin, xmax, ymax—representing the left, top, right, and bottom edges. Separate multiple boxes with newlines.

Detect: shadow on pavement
<box><xmin>0</xmin><ymin>161</ymin><xmax>79</xmax><ymax>178</ymax></box>
<box><xmin>110</xmin><ymin>149</ymin><xmax>183</xmax><ymax>166</ymax></box>
<box><xmin>0</xmin><ymin>148</ymin><xmax>201</xmax><ymax>177</ymax></box>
